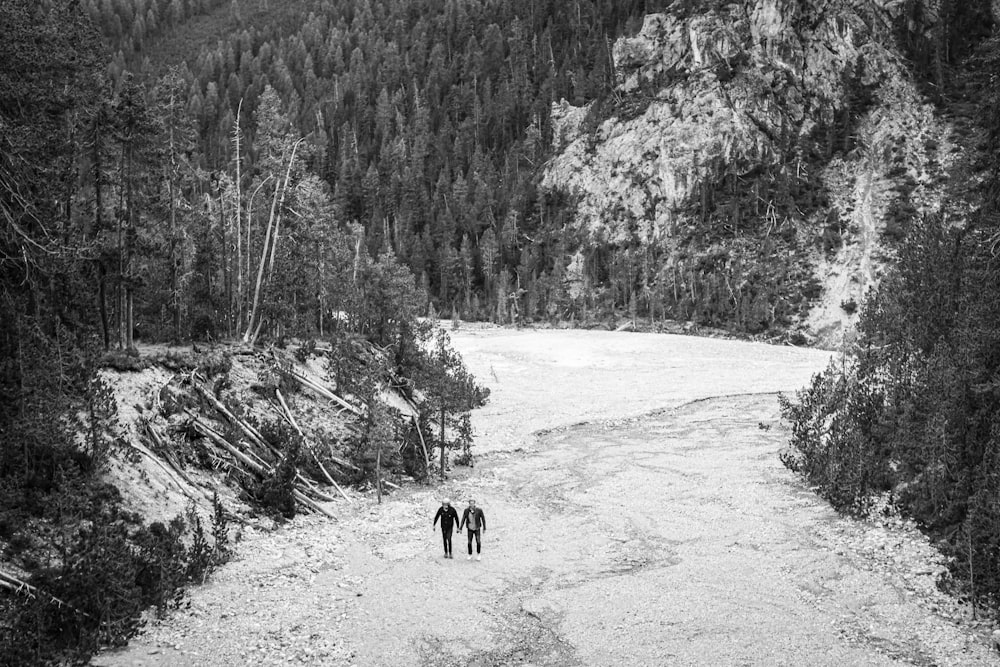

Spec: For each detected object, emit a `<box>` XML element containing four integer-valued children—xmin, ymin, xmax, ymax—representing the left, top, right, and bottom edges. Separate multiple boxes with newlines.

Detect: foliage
<box><xmin>363</xmin><ymin>400</ymin><xmax>396</xmax><ymax>502</ymax></box>
<box><xmin>779</xmin><ymin>359</ymin><xmax>892</xmax><ymax>513</ymax></box>
<box><xmin>415</xmin><ymin>329</ymin><xmax>490</xmax><ymax>476</ymax></box>
<box><xmin>0</xmin><ymin>476</ymin><xmax>233</xmax><ymax>665</ymax></box>
<box><xmin>210</xmin><ymin>491</ymin><xmax>232</xmax><ymax>564</ymax></box>
<box><xmin>253</xmin><ymin>427</ymin><xmax>303</xmax><ymax>520</ymax></box>
<box><xmin>780</xmin><ymin>208</ymin><xmax>1000</xmax><ymax>609</ymax></box>
<box><xmin>293</xmin><ymin>338</ymin><xmax>318</xmax><ymax>363</ymax></box>
<box><xmin>88</xmin><ymin>375</ymin><xmax>129</xmax><ymax>470</ymax></box>
<box><xmin>37</xmin><ymin>0</ymin><xmax>651</xmax><ymax>343</ymax></box>
<box><xmin>776</xmin><ymin>2</ymin><xmax>1000</xmax><ymax>613</ymax></box>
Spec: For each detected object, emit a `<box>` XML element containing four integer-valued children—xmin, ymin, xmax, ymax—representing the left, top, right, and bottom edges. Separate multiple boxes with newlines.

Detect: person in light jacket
<box><xmin>459</xmin><ymin>499</ymin><xmax>486</xmax><ymax>561</ymax></box>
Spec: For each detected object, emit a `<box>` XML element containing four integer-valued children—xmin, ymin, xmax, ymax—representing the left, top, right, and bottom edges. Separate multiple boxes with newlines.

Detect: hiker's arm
<box><xmin>480</xmin><ymin>511</ymin><xmax>486</xmax><ymax>531</ymax></box>
<box><xmin>433</xmin><ymin>507</ymin><xmax>441</xmax><ymax>528</ymax></box>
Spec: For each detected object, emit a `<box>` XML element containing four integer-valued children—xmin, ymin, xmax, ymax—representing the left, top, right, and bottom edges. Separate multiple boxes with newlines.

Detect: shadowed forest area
<box><xmin>781</xmin><ymin>0</ymin><xmax>1000</xmax><ymax>622</ymax></box>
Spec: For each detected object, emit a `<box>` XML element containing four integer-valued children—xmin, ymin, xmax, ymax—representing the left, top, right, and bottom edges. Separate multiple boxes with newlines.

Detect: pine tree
<box><xmin>110</xmin><ymin>74</ymin><xmax>158</xmax><ymax>350</ymax></box>
<box><xmin>153</xmin><ymin>69</ymin><xmax>198</xmax><ymax>343</ymax></box>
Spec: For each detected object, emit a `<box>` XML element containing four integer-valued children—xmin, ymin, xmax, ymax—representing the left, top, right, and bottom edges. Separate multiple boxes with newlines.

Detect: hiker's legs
<box><xmin>470</xmin><ymin>528</ymin><xmax>481</xmax><ymax>554</ymax></box>
<box><xmin>442</xmin><ymin>530</ymin><xmax>452</xmax><ymax>555</ymax></box>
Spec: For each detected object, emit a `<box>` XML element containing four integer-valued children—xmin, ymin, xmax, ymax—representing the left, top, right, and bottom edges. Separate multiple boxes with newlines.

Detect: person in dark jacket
<box><xmin>459</xmin><ymin>499</ymin><xmax>486</xmax><ymax>561</ymax></box>
<box><xmin>433</xmin><ymin>498</ymin><xmax>460</xmax><ymax>558</ymax></box>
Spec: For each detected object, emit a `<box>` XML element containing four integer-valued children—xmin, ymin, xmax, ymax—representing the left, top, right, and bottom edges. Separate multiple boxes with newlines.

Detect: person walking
<box><xmin>459</xmin><ymin>499</ymin><xmax>486</xmax><ymax>561</ymax></box>
<box><xmin>433</xmin><ymin>498</ymin><xmax>460</xmax><ymax>558</ymax></box>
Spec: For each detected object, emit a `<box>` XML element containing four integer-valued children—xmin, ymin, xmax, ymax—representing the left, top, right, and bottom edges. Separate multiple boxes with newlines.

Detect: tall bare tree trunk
<box><xmin>234</xmin><ymin>100</ymin><xmax>244</xmax><ymax>332</ymax></box>
<box><xmin>316</xmin><ymin>238</ymin><xmax>325</xmax><ymax>336</ymax></box>
<box><xmin>220</xmin><ymin>191</ymin><xmax>231</xmax><ymax>338</ymax></box>
<box><xmin>245</xmin><ymin>175</ymin><xmax>272</xmax><ymax>323</ymax></box>
<box><xmin>92</xmin><ymin>118</ymin><xmax>110</xmax><ymax>349</ymax></box>
<box><xmin>125</xmin><ymin>289</ymin><xmax>134</xmax><ymax>349</ymax></box>
<box><xmin>244</xmin><ymin>139</ymin><xmax>303</xmax><ymax>342</ymax></box>
<box><xmin>116</xmin><ymin>148</ymin><xmax>126</xmax><ymax>349</ymax></box>
<box><xmin>98</xmin><ymin>263</ymin><xmax>109</xmax><ymax>350</ymax></box>
<box><xmin>439</xmin><ymin>405</ymin><xmax>446</xmax><ymax>480</ymax></box>
<box><xmin>376</xmin><ymin>438</ymin><xmax>383</xmax><ymax>504</ymax></box>
<box><xmin>168</xmin><ymin>93</ymin><xmax>180</xmax><ymax>343</ymax></box>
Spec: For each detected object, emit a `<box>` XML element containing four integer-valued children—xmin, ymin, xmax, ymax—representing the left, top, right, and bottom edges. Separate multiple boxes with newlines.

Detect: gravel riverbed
<box><xmin>94</xmin><ymin>329</ymin><xmax>999</xmax><ymax>666</ymax></box>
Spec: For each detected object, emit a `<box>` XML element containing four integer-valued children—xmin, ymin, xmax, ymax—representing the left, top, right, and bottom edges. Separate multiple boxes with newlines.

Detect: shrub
<box><xmin>294</xmin><ymin>338</ymin><xmax>318</xmax><ymax>363</ymax></box>
<box><xmin>97</xmin><ymin>349</ymin><xmax>147</xmax><ymax>372</ymax></box>
<box><xmin>779</xmin><ymin>362</ymin><xmax>891</xmax><ymax>513</ymax></box>
<box><xmin>196</xmin><ymin>351</ymin><xmax>232</xmax><ymax>377</ymax></box>
<box><xmin>254</xmin><ymin>434</ymin><xmax>302</xmax><ymax>519</ymax></box>
<box><xmin>0</xmin><ymin>496</ymin><xmax>233</xmax><ymax>665</ymax></box>
<box><xmin>821</xmin><ymin>224</ymin><xmax>843</xmax><ymax>255</ymax></box>
<box><xmin>882</xmin><ymin>219</ymin><xmax>907</xmax><ymax>242</ymax></box>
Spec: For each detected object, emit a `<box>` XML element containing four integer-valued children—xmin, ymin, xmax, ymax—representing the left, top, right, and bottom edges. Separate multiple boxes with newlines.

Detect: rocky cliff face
<box><xmin>543</xmin><ymin>1</ymin><xmax>973</xmax><ymax>346</ymax></box>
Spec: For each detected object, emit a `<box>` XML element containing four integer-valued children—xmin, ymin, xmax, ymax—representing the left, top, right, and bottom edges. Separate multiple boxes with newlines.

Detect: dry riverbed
<box><xmin>94</xmin><ymin>329</ymin><xmax>999</xmax><ymax>666</ymax></box>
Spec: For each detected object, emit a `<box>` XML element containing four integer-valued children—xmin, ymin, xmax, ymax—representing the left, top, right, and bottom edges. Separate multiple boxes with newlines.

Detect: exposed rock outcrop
<box><xmin>543</xmin><ymin>1</ymin><xmax>970</xmax><ymax>346</ymax></box>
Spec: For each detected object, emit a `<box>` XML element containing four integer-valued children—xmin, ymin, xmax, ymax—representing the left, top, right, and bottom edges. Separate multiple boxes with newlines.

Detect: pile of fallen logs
<box><xmin>132</xmin><ymin>346</ymin><xmax>435</xmax><ymax>520</ymax></box>
<box><xmin>141</xmin><ymin>370</ymin><xmax>369</xmax><ymax>520</ymax></box>
<box><xmin>278</xmin><ymin>354</ymin><xmax>431</xmax><ymax>475</ymax></box>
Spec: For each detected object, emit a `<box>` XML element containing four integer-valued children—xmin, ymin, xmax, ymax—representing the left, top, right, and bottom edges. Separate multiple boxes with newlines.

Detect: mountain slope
<box><xmin>541</xmin><ymin>1</ymin><xmax>990</xmax><ymax>346</ymax></box>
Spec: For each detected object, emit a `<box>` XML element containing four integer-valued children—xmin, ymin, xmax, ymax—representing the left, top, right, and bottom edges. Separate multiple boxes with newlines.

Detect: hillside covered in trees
<box><xmin>6</xmin><ymin>0</ymin><xmax>1000</xmax><ymax>661</ymax></box>
<box><xmin>36</xmin><ymin>0</ymin><xmax>651</xmax><ymax>346</ymax></box>
<box><xmin>777</xmin><ymin>0</ymin><xmax>1000</xmax><ymax>620</ymax></box>
<box><xmin>41</xmin><ymin>0</ymin><xmax>988</xmax><ymax>345</ymax></box>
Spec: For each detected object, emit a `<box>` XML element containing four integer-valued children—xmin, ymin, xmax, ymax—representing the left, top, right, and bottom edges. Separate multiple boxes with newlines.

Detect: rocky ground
<box><xmin>93</xmin><ymin>328</ymin><xmax>999</xmax><ymax>666</ymax></box>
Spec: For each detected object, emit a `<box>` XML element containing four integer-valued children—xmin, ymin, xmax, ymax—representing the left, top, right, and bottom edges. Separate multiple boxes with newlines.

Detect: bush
<box><xmin>254</xmin><ymin>434</ymin><xmax>302</xmax><ymax>519</ymax></box>
<box><xmin>821</xmin><ymin>224</ymin><xmax>843</xmax><ymax>255</ymax></box>
<box><xmin>882</xmin><ymin>219</ymin><xmax>907</xmax><ymax>242</ymax></box>
<box><xmin>293</xmin><ymin>338</ymin><xmax>318</xmax><ymax>363</ymax></box>
<box><xmin>189</xmin><ymin>312</ymin><xmax>215</xmax><ymax>342</ymax></box>
<box><xmin>0</xmin><ymin>494</ymin><xmax>233</xmax><ymax>665</ymax></box>
<box><xmin>97</xmin><ymin>349</ymin><xmax>147</xmax><ymax>371</ymax></box>
<box><xmin>779</xmin><ymin>362</ymin><xmax>891</xmax><ymax>513</ymax></box>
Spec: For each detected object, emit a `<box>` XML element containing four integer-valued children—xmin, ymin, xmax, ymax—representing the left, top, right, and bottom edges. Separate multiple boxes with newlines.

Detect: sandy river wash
<box><xmin>95</xmin><ymin>329</ymin><xmax>999</xmax><ymax>666</ymax></box>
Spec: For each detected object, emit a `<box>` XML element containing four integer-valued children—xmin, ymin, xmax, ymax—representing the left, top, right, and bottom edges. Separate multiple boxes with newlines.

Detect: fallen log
<box><xmin>292</xmin><ymin>489</ymin><xmax>336</xmax><ymax>519</ymax></box>
<box><xmin>139</xmin><ymin>423</ymin><xmax>214</xmax><ymax>503</ymax></box>
<box><xmin>188</xmin><ymin>415</ymin><xmax>265</xmax><ymax>474</ymax></box>
<box><xmin>325</xmin><ymin>447</ymin><xmax>362</xmax><ymax>473</ymax></box>
<box><xmin>0</xmin><ymin>570</ymin><xmax>91</xmax><ymax>618</ymax></box>
<box><xmin>294</xmin><ymin>474</ymin><xmax>338</xmax><ymax>502</ymax></box>
<box><xmin>276</xmin><ymin>389</ymin><xmax>352</xmax><ymax>504</ymax></box>
<box><xmin>188</xmin><ymin>414</ymin><xmax>291</xmax><ymax>484</ymax></box>
<box><xmin>187</xmin><ymin>411</ymin><xmax>338</xmax><ymax>509</ymax></box>
<box><xmin>413</xmin><ymin>416</ymin><xmax>430</xmax><ymax>477</ymax></box>
<box><xmin>194</xmin><ymin>383</ymin><xmax>279</xmax><ymax>461</ymax></box>
<box><xmin>144</xmin><ymin>423</ymin><xmax>210</xmax><ymax>493</ymax></box>
<box><xmin>286</xmin><ymin>369</ymin><xmax>362</xmax><ymax>416</ymax></box>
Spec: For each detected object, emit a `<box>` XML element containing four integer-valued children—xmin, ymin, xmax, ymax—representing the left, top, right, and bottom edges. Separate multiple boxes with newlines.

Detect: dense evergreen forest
<box><xmin>39</xmin><ymin>0</ymin><xmax>653</xmax><ymax>347</ymax></box>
